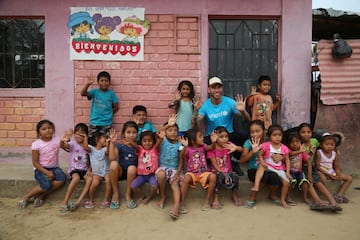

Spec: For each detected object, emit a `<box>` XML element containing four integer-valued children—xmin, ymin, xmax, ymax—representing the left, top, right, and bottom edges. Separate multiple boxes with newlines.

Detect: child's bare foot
<box><xmin>137</xmin><ymin>195</ymin><xmax>146</xmax><ymax>205</ymax></box>
<box><xmin>169</xmin><ymin>208</ymin><xmax>179</xmax><ymax>220</ymax></box>
<box><xmin>156</xmin><ymin>201</ymin><xmax>164</xmax><ymax>209</ymax></box>
<box><xmin>142</xmin><ymin>196</ymin><xmax>152</xmax><ymax>205</ymax></box>
<box><xmin>280</xmin><ymin>200</ymin><xmax>290</xmax><ymax>208</ymax></box>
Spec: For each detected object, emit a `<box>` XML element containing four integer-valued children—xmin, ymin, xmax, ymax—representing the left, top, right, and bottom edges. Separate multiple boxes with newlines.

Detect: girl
<box><xmin>131</xmin><ymin>131</ymin><xmax>161</xmax><ymax>205</ymax></box>
<box><xmin>287</xmin><ymin>132</ymin><xmax>327</xmax><ymax>207</ymax></box>
<box><xmin>241</xmin><ymin>120</ymin><xmax>282</xmax><ymax>208</ymax></box>
<box><xmin>59</xmin><ymin>123</ymin><xmax>93</xmax><ymax>212</ymax></box>
<box><xmin>18</xmin><ymin>120</ymin><xmax>67</xmax><ymax>208</ymax></box>
<box><xmin>179</xmin><ymin>128</ymin><xmax>218</xmax><ymax>212</ymax></box>
<box><xmin>298</xmin><ymin>123</ymin><xmax>342</xmax><ymax>210</ymax></box>
<box><xmin>251</xmin><ymin>124</ymin><xmax>291</xmax><ymax>208</ymax></box>
<box><xmin>108</xmin><ymin>121</ymin><xmax>139</xmax><ymax>209</ymax></box>
<box><xmin>168</xmin><ymin>80</ymin><xmax>198</xmax><ymax>136</ymax></box>
<box><xmin>208</xmin><ymin>126</ymin><xmax>242</xmax><ymax>208</ymax></box>
<box><xmin>316</xmin><ymin>132</ymin><xmax>352</xmax><ymax>203</ymax></box>
<box><xmin>83</xmin><ymin>129</ymin><xmax>114</xmax><ymax>209</ymax></box>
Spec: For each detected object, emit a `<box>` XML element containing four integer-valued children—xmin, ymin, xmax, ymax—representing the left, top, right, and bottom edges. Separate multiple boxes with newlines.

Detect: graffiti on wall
<box><xmin>67</xmin><ymin>7</ymin><xmax>150</xmax><ymax>61</ymax></box>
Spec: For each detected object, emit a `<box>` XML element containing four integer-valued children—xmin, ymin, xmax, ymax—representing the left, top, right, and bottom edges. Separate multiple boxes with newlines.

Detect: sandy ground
<box><xmin>1</xmin><ymin>182</ymin><xmax>360</xmax><ymax>240</ymax></box>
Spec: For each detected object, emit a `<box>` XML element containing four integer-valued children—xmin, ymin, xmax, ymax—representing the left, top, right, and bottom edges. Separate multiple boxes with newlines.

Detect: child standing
<box><xmin>180</xmin><ymin>128</ymin><xmax>218</xmax><ymax>212</ymax></box>
<box><xmin>287</xmin><ymin>132</ymin><xmax>326</xmax><ymax>207</ymax></box>
<box><xmin>168</xmin><ymin>80</ymin><xmax>197</xmax><ymax>136</ymax></box>
<box><xmin>251</xmin><ymin>124</ymin><xmax>291</xmax><ymax>208</ymax></box>
<box><xmin>155</xmin><ymin>115</ymin><xmax>185</xmax><ymax>220</ymax></box>
<box><xmin>131</xmin><ymin>131</ymin><xmax>161</xmax><ymax>205</ymax></box>
<box><xmin>298</xmin><ymin>123</ymin><xmax>342</xmax><ymax>210</ymax></box>
<box><xmin>132</xmin><ymin>105</ymin><xmax>157</xmax><ymax>144</ymax></box>
<box><xmin>82</xmin><ymin>130</ymin><xmax>113</xmax><ymax>209</ymax></box>
<box><xmin>315</xmin><ymin>132</ymin><xmax>352</xmax><ymax>203</ymax></box>
<box><xmin>247</xmin><ymin>75</ymin><xmax>281</xmax><ymax>130</ymax></box>
<box><xmin>208</xmin><ymin>126</ymin><xmax>242</xmax><ymax>208</ymax></box>
<box><xmin>59</xmin><ymin>123</ymin><xmax>93</xmax><ymax>212</ymax></box>
<box><xmin>108</xmin><ymin>121</ymin><xmax>139</xmax><ymax>209</ymax></box>
<box><xmin>80</xmin><ymin>71</ymin><xmax>119</xmax><ymax>145</ymax></box>
<box><xmin>18</xmin><ymin>120</ymin><xmax>67</xmax><ymax>208</ymax></box>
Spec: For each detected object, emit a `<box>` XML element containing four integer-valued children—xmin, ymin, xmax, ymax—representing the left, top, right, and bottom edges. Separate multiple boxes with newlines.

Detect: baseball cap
<box><xmin>208</xmin><ymin>76</ymin><xmax>223</xmax><ymax>86</ymax></box>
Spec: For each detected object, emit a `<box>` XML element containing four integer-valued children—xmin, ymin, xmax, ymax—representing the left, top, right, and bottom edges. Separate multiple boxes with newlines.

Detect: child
<box><xmin>251</xmin><ymin>124</ymin><xmax>291</xmax><ymax>208</ymax></box>
<box><xmin>315</xmin><ymin>132</ymin><xmax>352</xmax><ymax>203</ymax></box>
<box><xmin>18</xmin><ymin>120</ymin><xmax>67</xmax><ymax>208</ymax></box>
<box><xmin>155</xmin><ymin>114</ymin><xmax>185</xmax><ymax>220</ymax></box>
<box><xmin>59</xmin><ymin>123</ymin><xmax>93</xmax><ymax>212</ymax></box>
<box><xmin>80</xmin><ymin>71</ymin><xmax>119</xmax><ymax>145</ymax></box>
<box><xmin>132</xmin><ymin>105</ymin><xmax>156</xmax><ymax>143</ymax></box>
<box><xmin>208</xmin><ymin>126</ymin><xmax>242</xmax><ymax>208</ymax></box>
<box><xmin>168</xmin><ymin>80</ymin><xmax>197</xmax><ymax>136</ymax></box>
<box><xmin>82</xmin><ymin>130</ymin><xmax>113</xmax><ymax>209</ymax></box>
<box><xmin>287</xmin><ymin>132</ymin><xmax>326</xmax><ymax>207</ymax></box>
<box><xmin>298</xmin><ymin>123</ymin><xmax>342</xmax><ymax>210</ymax></box>
<box><xmin>109</xmin><ymin>121</ymin><xmax>139</xmax><ymax>209</ymax></box>
<box><xmin>247</xmin><ymin>75</ymin><xmax>281</xmax><ymax>130</ymax></box>
<box><xmin>131</xmin><ymin>131</ymin><xmax>161</xmax><ymax>205</ymax></box>
<box><xmin>179</xmin><ymin>128</ymin><xmax>218</xmax><ymax>212</ymax></box>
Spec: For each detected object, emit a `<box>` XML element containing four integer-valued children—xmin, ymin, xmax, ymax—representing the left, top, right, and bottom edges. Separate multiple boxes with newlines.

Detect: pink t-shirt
<box><xmin>185</xmin><ymin>145</ymin><xmax>208</xmax><ymax>174</ymax></box>
<box><xmin>31</xmin><ymin>136</ymin><xmax>60</xmax><ymax>168</ymax></box>
<box><xmin>137</xmin><ymin>146</ymin><xmax>159</xmax><ymax>175</ymax></box>
<box><xmin>261</xmin><ymin>141</ymin><xmax>289</xmax><ymax>170</ymax></box>
<box><xmin>207</xmin><ymin>147</ymin><xmax>233</xmax><ymax>173</ymax></box>
<box><xmin>290</xmin><ymin>152</ymin><xmax>310</xmax><ymax>172</ymax></box>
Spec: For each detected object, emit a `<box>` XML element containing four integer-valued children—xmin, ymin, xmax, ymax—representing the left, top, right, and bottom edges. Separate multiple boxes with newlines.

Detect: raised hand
<box><xmin>108</xmin><ymin>128</ymin><xmax>117</xmax><ymax>143</ymax></box>
<box><xmin>193</xmin><ymin>96</ymin><xmax>203</xmax><ymax>110</ymax></box>
<box><xmin>179</xmin><ymin>136</ymin><xmax>188</xmax><ymax>147</ymax></box>
<box><xmin>224</xmin><ymin>142</ymin><xmax>239</xmax><ymax>153</ymax></box>
<box><xmin>87</xmin><ymin>75</ymin><xmax>95</xmax><ymax>85</ymax></box>
<box><xmin>250</xmin><ymin>137</ymin><xmax>261</xmax><ymax>153</ymax></box>
<box><xmin>235</xmin><ymin>94</ymin><xmax>246</xmax><ymax>112</ymax></box>
<box><xmin>157</xmin><ymin>129</ymin><xmax>165</xmax><ymax>140</ymax></box>
<box><xmin>275</xmin><ymin>94</ymin><xmax>281</xmax><ymax>103</ymax></box>
<box><xmin>61</xmin><ymin>128</ymin><xmax>73</xmax><ymax>142</ymax></box>
<box><xmin>168</xmin><ymin>114</ymin><xmax>177</xmax><ymax>126</ymax></box>
<box><xmin>250</xmin><ymin>86</ymin><xmax>257</xmax><ymax>95</ymax></box>
<box><xmin>175</xmin><ymin>91</ymin><xmax>182</xmax><ymax>101</ymax></box>
<box><xmin>210</xmin><ymin>130</ymin><xmax>219</xmax><ymax>144</ymax></box>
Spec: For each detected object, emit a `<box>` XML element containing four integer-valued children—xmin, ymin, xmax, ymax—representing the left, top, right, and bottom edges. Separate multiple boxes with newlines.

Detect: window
<box><xmin>0</xmin><ymin>18</ymin><xmax>45</xmax><ymax>88</ymax></box>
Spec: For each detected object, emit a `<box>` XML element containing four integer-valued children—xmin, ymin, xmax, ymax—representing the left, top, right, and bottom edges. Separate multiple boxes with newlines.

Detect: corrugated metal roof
<box><xmin>317</xmin><ymin>39</ymin><xmax>360</xmax><ymax>105</ymax></box>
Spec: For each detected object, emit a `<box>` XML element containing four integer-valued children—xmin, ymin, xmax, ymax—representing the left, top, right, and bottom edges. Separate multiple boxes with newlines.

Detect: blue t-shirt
<box><xmin>177</xmin><ymin>100</ymin><xmax>193</xmax><ymax>132</ymax></box>
<box><xmin>88</xmin><ymin>88</ymin><xmax>119</xmax><ymax>126</ymax></box>
<box><xmin>198</xmin><ymin>96</ymin><xmax>239</xmax><ymax>136</ymax></box>
<box><xmin>137</xmin><ymin>121</ymin><xmax>156</xmax><ymax>143</ymax></box>
<box><xmin>159</xmin><ymin>137</ymin><xmax>182</xmax><ymax>169</ymax></box>
<box><xmin>115</xmin><ymin>143</ymin><xmax>137</xmax><ymax>169</ymax></box>
<box><xmin>243</xmin><ymin>139</ymin><xmax>259</xmax><ymax>170</ymax></box>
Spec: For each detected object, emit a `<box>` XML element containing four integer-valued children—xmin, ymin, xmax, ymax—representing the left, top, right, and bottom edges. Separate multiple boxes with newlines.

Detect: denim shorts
<box><xmin>35</xmin><ymin>167</ymin><xmax>67</xmax><ymax>191</ymax></box>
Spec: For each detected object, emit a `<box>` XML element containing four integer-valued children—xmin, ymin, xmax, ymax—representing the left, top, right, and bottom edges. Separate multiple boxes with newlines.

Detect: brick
<box><xmin>176</xmin><ymin>39</ymin><xmax>188</xmax><ymax>46</ymax></box>
<box><xmin>153</xmin><ymin>45</ymin><xmax>173</xmax><ymax>54</ymax></box>
<box><xmin>84</xmin><ymin>61</ymin><xmax>103</xmax><ymax>70</ymax></box>
<box><xmin>16</xmin><ymin>138</ymin><xmax>33</xmax><ymax>147</ymax></box>
<box><xmin>14</xmin><ymin>108</ymin><xmax>32</xmax><ymax>115</ymax></box>
<box><xmin>148</xmin><ymin>54</ymin><xmax>169</xmax><ymax>62</ymax></box>
<box><xmin>120</xmin><ymin>62</ymin><xmax>140</xmax><ymax>69</ymax></box>
<box><xmin>168</xmin><ymin>54</ymin><xmax>188</xmax><ymax>62</ymax></box>
<box><xmin>0</xmin><ymin>108</ymin><xmax>14</xmax><ymax>115</ymax></box>
<box><xmin>25</xmin><ymin>131</ymin><xmax>37</xmax><ymax>138</ymax></box>
<box><xmin>176</xmin><ymin>23</ymin><xmax>189</xmax><ymax>30</ymax></box>
<box><xmin>16</xmin><ymin>123</ymin><xmax>34</xmax><ymax>131</ymax></box>
<box><xmin>23</xmin><ymin>101</ymin><xmax>41</xmax><ymax>108</ymax></box>
<box><xmin>0</xmin><ymin>138</ymin><xmax>16</xmax><ymax>146</ymax></box>
<box><xmin>22</xmin><ymin>115</ymin><xmax>42</xmax><ymax>123</ymax></box>
<box><xmin>152</xmin><ymin>22</ymin><xmax>173</xmax><ymax>31</ymax></box>
<box><xmin>32</xmin><ymin>108</ymin><xmax>45</xmax><ymax>116</ymax></box>
<box><xmin>158</xmin><ymin>62</ymin><xmax>178</xmax><ymax>69</ymax></box>
<box><xmin>177</xmin><ymin>17</ymin><xmax>198</xmax><ymax>23</ymax></box>
<box><xmin>178</xmin><ymin>62</ymin><xmax>197</xmax><ymax>70</ymax></box>
<box><xmin>157</xmin><ymin>30</ymin><xmax>174</xmax><ymax>38</ymax></box>
<box><xmin>139</xmin><ymin>62</ymin><xmax>158</xmax><ymax>70</ymax></box>
<box><xmin>0</xmin><ymin>130</ymin><xmax>7</xmax><ymax>138</ymax></box>
<box><xmin>0</xmin><ymin>123</ymin><xmax>15</xmax><ymax>130</ymax></box>
<box><xmin>5</xmin><ymin>101</ymin><xmax>22</xmax><ymax>108</ymax></box>
<box><xmin>159</xmin><ymin>15</ymin><xmax>174</xmax><ymax>22</ymax></box>
<box><xmin>8</xmin><ymin>131</ymin><xmax>25</xmax><ymax>138</ymax></box>
<box><xmin>5</xmin><ymin>115</ymin><xmax>23</xmax><ymax>123</ymax></box>
<box><xmin>149</xmin><ymin>70</ymin><xmax>169</xmax><ymax>78</ymax></box>
<box><xmin>132</xmin><ymin>70</ymin><xmax>150</xmax><ymax>77</ymax></box>
<box><xmin>146</xmin><ymin>15</ymin><xmax>158</xmax><ymax>23</ymax></box>
<box><xmin>149</xmin><ymin>39</ymin><xmax>170</xmax><ymax>46</ymax></box>
<box><xmin>177</xmin><ymin>30</ymin><xmax>197</xmax><ymax>38</ymax></box>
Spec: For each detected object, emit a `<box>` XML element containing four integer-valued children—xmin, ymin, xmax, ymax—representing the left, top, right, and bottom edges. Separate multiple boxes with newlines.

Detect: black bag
<box><xmin>332</xmin><ymin>33</ymin><xmax>352</xmax><ymax>58</ymax></box>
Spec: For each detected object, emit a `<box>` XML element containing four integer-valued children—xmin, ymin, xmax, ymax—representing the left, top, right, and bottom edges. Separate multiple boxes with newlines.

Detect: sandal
<box><xmin>59</xmin><ymin>205</ymin><xmax>69</xmax><ymax>213</ymax></box>
<box><xmin>286</xmin><ymin>200</ymin><xmax>297</xmax><ymax>206</ymax></box>
<box><xmin>110</xmin><ymin>201</ymin><xmax>120</xmax><ymax>209</ymax></box>
<box><xmin>245</xmin><ymin>200</ymin><xmax>256</xmax><ymax>209</ymax></box>
<box><xmin>334</xmin><ymin>194</ymin><xmax>344</xmax><ymax>204</ymax></box>
<box><xmin>169</xmin><ymin>210</ymin><xmax>179</xmax><ymax>220</ymax></box>
<box><xmin>84</xmin><ymin>200</ymin><xmax>95</xmax><ymax>209</ymax></box>
<box><xmin>125</xmin><ymin>199</ymin><xmax>137</xmax><ymax>209</ymax></box>
<box><xmin>179</xmin><ymin>206</ymin><xmax>188</xmax><ymax>214</ymax></box>
<box><xmin>69</xmin><ymin>201</ymin><xmax>78</xmax><ymax>211</ymax></box>
<box><xmin>18</xmin><ymin>199</ymin><xmax>28</xmax><ymax>209</ymax></box>
<box><xmin>233</xmin><ymin>198</ymin><xmax>242</xmax><ymax>207</ymax></box>
<box><xmin>100</xmin><ymin>201</ymin><xmax>110</xmax><ymax>209</ymax></box>
<box><xmin>201</xmin><ymin>203</ymin><xmax>211</xmax><ymax>211</ymax></box>
<box><xmin>212</xmin><ymin>202</ymin><xmax>222</xmax><ymax>209</ymax></box>
<box><xmin>342</xmin><ymin>195</ymin><xmax>350</xmax><ymax>203</ymax></box>
<box><xmin>33</xmin><ymin>196</ymin><xmax>43</xmax><ymax>208</ymax></box>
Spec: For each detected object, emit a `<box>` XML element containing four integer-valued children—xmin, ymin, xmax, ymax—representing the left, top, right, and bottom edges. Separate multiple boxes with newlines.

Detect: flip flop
<box><xmin>84</xmin><ymin>200</ymin><xmax>95</xmax><ymax>209</ymax></box>
<box><xmin>100</xmin><ymin>201</ymin><xmax>110</xmax><ymax>209</ymax></box>
<box><xmin>18</xmin><ymin>199</ymin><xmax>28</xmax><ymax>209</ymax></box>
<box><xmin>59</xmin><ymin>205</ymin><xmax>69</xmax><ymax>213</ymax></box>
<box><xmin>212</xmin><ymin>202</ymin><xmax>222</xmax><ymax>209</ymax></box>
<box><xmin>286</xmin><ymin>200</ymin><xmax>297</xmax><ymax>206</ymax></box>
<box><xmin>110</xmin><ymin>201</ymin><xmax>120</xmax><ymax>209</ymax></box>
<box><xmin>245</xmin><ymin>200</ymin><xmax>256</xmax><ymax>209</ymax></box>
<box><xmin>126</xmin><ymin>199</ymin><xmax>137</xmax><ymax>209</ymax></box>
<box><xmin>179</xmin><ymin>206</ymin><xmax>188</xmax><ymax>214</ymax></box>
<box><xmin>69</xmin><ymin>201</ymin><xmax>78</xmax><ymax>211</ymax></box>
<box><xmin>201</xmin><ymin>204</ymin><xmax>211</xmax><ymax>211</ymax></box>
<box><xmin>168</xmin><ymin>210</ymin><xmax>179</xmax><ymax>220</ymax></box>
<box><xmin>33</xmin><ymin>196</ymin><xmax>43</xmax><ymax>208</ymax></box>
<box><xmin>269</xmin><ymin>199</ymin><xmax>281</xmax><ymax>205</ymax></box>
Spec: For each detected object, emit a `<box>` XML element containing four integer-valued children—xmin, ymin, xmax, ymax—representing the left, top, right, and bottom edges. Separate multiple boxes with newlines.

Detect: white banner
<box><xmin>67</xmin><ymin>7</ymin><xmax>150</xmax><ymax>61</ymax></box>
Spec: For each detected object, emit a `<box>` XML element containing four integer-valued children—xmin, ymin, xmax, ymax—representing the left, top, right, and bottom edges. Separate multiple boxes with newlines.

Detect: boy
<box><xmin>247</xmin><ymin>75</ymin><xmax>281</xmax><ymax>130</ymax></box>
<box><xmin>132</xmin><ymin>105</ymin><xmax>156</xmax><ymax>143</ymax></box>
<box><xmin>80</xmin><ymin>71</ymin><xmax>119</xmax><ymax>145</ymax></box>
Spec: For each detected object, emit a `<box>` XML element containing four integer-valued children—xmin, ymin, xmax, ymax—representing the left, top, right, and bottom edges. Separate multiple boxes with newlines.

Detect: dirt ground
<box><xmin>1</xmin><ymin>182</ymin><xmax>360</xmax><ymax>240</ymax></box>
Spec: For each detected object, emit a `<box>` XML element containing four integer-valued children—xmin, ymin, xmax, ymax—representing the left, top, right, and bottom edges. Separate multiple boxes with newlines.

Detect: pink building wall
<box><xmin>0</xmin><ymin>0</ymin><xmax>312</xmax><ymax>149</ymax></box>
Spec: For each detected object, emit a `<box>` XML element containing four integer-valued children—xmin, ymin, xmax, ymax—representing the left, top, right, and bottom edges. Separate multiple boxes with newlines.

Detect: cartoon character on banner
<box><xmin>67</xmin><ymin>11</ymin><xmax>95</xmax><ymax>39</ymax></box>
<box><xmin>92</xmin><ymin>14</ymin><xmax>121</xmax><ymax>41</ymax></box>
<box><xmin>116</xmin><ymin>15</ymin><xmax>150</xmax><ymax>43</ymax></box>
